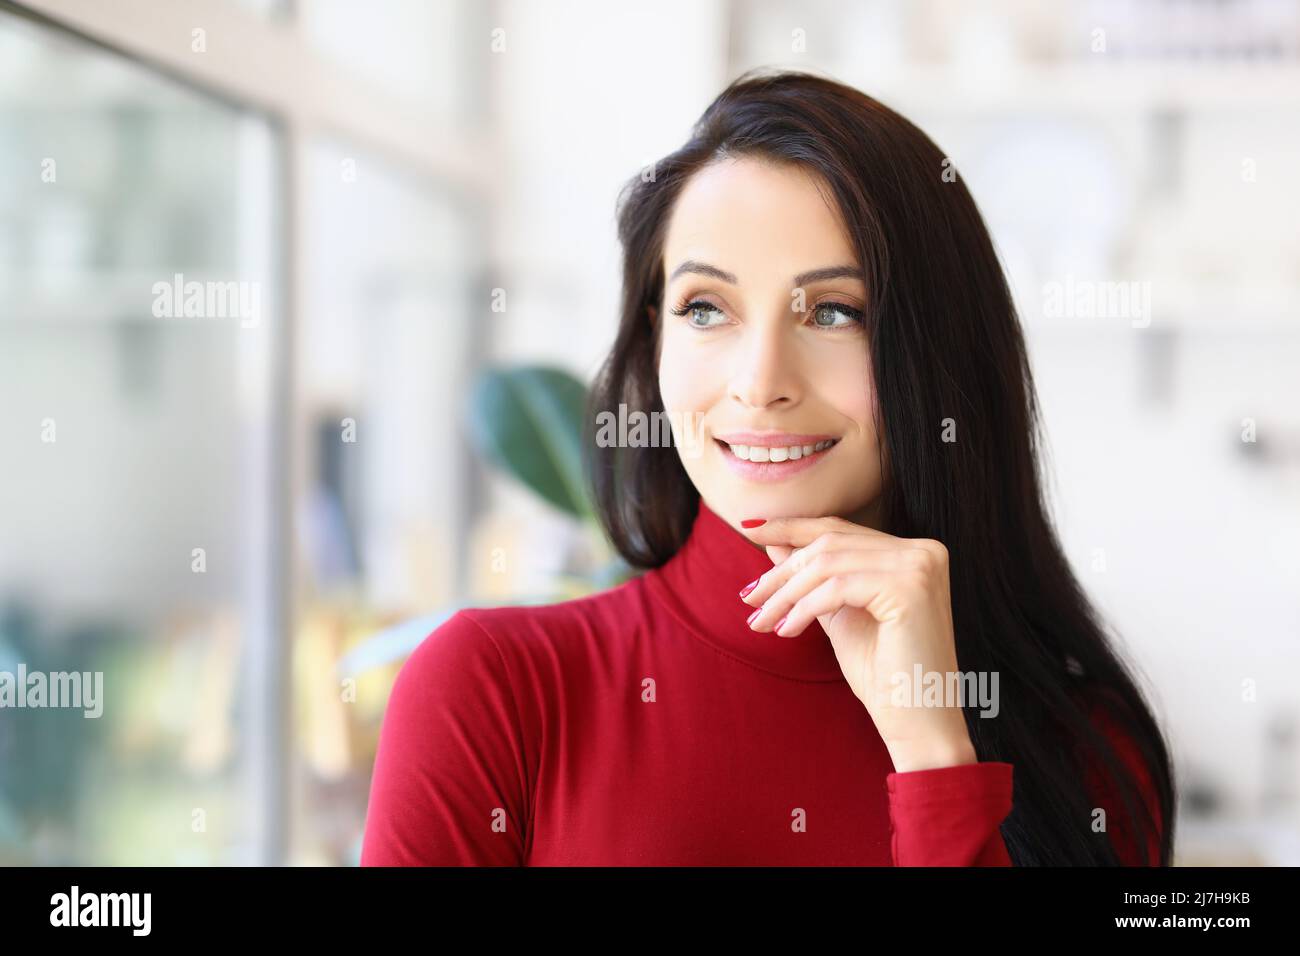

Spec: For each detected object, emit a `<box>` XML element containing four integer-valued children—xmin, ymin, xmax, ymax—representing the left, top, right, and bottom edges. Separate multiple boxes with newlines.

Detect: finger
<box><xmin>740</xmin><ymin>514</ymin><xmax>872</xmax><ymax>549</ymax></box>
<box><xmin>774</xmin><ymin>572</ymin><xmax>886</xmax><ymax>637</ymax></box>
<box><xmin>748</xmin><ymin>550</ymin><xmax>869</xmax><ymax>633</ymax></box>
<box><xmin>742</xmin><ymin>532</ymin><xmax>907</xmax><ymax>608</ymax></box>
<box><xmin>764</xmin><ymin>543</ymin><xmax>793</xmax><ymax>568</ymax></box>
<box><xmin>750</xmin><ymin>549</ymin><xmax>922</xmax><ymax>633</ymax></box>
<box><xmin>776</xmin><ymin>558</ymin><xmax>939</xmax><ymax>636</ymax></box>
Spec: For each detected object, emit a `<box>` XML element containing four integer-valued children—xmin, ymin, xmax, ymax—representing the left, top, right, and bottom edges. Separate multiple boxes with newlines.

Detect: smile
<box><xmin>723</xmin><ymin>438</ymin><xmax>838</xmax><ymax>462</ymax></box>
<box><xmin>713</xmin><ymin>435</ymin><xmax>841</xmax><ymax>483</ymax></box>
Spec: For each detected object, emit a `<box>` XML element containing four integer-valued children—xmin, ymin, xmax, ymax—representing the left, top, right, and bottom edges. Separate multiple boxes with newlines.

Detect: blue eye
<box><xmin>810</xmin><ymin>302</ymin><xmax>864</xmax><ymax>329</ymax></box>
<box><xmin>667</xmin><ymin>298</ymin><xmax>864</xmax><ymax>331</ymax></box>
<box><xmin>669</xmin><ymin>299</ymin><xmax>726</xmax><ymax>329</ymax></box>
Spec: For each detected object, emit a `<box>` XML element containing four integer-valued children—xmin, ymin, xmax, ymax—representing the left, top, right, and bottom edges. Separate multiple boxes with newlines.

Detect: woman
<box><xmin>361</xmin><ymin>68</ymin><xmax>1174</xmax><ymax>866</ymax></box>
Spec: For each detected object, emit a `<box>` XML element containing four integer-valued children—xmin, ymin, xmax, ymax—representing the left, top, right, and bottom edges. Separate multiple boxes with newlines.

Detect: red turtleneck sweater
<box><xmin>362</xmin><ymin>498</ymin><xmax>1161</xmax><ymax>866</ymax></box>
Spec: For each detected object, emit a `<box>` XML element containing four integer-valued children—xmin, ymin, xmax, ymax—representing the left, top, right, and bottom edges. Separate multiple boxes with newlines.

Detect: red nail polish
<box><xmin>774</xmin><ymin>615</ymin><xmax>789</xmax><ymax>633</ymax></box>
<box><xmin>746</xmin><ymin>608</ymin><xmax>761</xmax><ymax>626</ymax></box>
<box><xmin>741</xmin><ymin>518</ymin><xmax>766</xmax><ymax>528</ymax></box>
<box><xmin>738</xmin><ymin>578</ymin><xmax>759</xmax><ymax>599</ymax></box>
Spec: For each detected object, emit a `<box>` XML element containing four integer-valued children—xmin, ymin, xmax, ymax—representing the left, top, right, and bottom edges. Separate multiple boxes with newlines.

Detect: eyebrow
<box><xmin>667</xmin><ymin>259</ymin><xmax>865</xmax><ymax>288</ymax></box>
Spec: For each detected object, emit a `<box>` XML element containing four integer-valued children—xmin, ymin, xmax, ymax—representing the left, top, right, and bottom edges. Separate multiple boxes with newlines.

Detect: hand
<box><xmin>738</xmin><ymin>515</ymin><xmax>977</xmax><ymax>773</ymax></box>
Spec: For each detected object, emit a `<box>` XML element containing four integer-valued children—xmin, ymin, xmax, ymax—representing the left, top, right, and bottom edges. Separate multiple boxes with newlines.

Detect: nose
<box><xmin>728</xmin><ymin>321</ymin><xmax>801</xmax><ymax>410</ymax></box>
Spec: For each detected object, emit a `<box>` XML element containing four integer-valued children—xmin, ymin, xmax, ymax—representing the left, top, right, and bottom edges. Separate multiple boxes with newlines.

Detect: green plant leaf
<box><xmin>464</xmin><ymin>365</ymin><xmax>593</xmax><ymax>519</ymax></box>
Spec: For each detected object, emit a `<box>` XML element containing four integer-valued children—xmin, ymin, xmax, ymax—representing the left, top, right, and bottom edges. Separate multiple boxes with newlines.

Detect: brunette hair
<box><xmin>583</xmin><ymin>67</ymin><xmax>1175</xmax><ymax>865</ymax></box>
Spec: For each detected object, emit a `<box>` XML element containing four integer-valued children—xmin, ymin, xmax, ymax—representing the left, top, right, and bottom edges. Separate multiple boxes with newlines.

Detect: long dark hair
<box><xmin>583</xmin><ymin>68</ymin><xmax>1174</xmax><ymax>865</ymax></box>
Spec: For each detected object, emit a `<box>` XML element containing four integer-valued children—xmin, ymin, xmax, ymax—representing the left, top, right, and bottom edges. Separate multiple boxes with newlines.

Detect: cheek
<box><xmin>823</xmin><ymin>349</ymin><xmax>876</xmax><ymax>445</ymax></box>
<box><xmin>657</xmin><ymin>331</ymin><xmax>715</xmax><ymax>413</ymax></box>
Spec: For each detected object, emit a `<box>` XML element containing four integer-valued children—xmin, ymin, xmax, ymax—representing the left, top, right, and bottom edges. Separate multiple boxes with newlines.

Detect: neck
<box><xmin>641</xmin><ymin>496</ymin><xmax>847</xmax><ymax>681</ymax></box>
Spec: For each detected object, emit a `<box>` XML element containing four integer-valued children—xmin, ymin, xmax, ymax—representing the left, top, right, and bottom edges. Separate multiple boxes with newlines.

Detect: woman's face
<box><xmin>656</xmin><ymin>156</ymin><xmax>884</xmax><ymax>533</ymax></box>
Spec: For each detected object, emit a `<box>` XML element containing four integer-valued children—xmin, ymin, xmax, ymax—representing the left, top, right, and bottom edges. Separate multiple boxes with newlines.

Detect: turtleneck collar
<box><xmin>642</xmin><ymin>496</ymin><xmax>847</xmax><ymax>682</ymax></box>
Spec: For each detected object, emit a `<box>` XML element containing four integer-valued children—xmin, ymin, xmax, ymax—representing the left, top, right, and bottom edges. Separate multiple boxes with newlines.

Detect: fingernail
<box><xmin>738</xmin><ymin>577</ymin><xmax>759</xmax><ymax>599</ymax></box>
<box><xmin>774</xmin><ymin>615</ymin><xmax>789</xmax><ymax>635</ymax></box>
<box><xmin>740</xmin><ymin>518</ymin><xmax>766</xmax><ymax>528</ymax></box>
<box><xmin>746</xmin><ymin>608</ymin><xmax>761</xmax><ymax>627</ymax></box>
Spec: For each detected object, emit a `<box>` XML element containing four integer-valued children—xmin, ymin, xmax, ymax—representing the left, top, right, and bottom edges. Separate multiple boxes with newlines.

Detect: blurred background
<box><xmin>0</xmin><ymin>0</ymin><xmax>1297</xmax><ymax>866</ymax></box>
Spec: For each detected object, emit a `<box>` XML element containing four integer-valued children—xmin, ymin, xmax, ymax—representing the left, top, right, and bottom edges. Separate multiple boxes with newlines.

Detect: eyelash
<box><xmin>667</xmin><ymin>298</ymin><xmax>864</xmax><ymax>332</ymax></box>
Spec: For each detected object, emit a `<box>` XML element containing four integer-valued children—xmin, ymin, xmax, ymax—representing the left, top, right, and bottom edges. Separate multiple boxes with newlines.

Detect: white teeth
<box><xmin>726</xmin><ymin>439</ymin><xmax>837</xmax><ymax>462</ymax></box>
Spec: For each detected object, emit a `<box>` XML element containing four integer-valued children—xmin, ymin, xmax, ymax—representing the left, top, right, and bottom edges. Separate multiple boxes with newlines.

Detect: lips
<box><xmin>719</xmin><ymin>437</ymin><xmax>839</xmax><ymax>462</ymax></box>
<box><xmin>713</xmin><ymin>435</ymin><xmax>841</xmax><ymax>483</ymax></box>
<box><xmin>713</xmin><ymin>431</ymin><xmax>838</xmax><ymax>447</ymax></box>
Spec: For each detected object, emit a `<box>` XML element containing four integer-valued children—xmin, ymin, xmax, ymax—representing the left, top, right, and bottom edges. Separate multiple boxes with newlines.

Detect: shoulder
<box><xmin>1072</xmin><ymin>683</ymin><xmax>1148</xmax><ymax>757</ymax></box>
<box><xmin>449</xmin><ymin>574</ymin><xmax>651</xmax><ymax>653</ymax></box>
<box><xmin>1069</xmin><ymin>681</ymin><xmax>1167</xmax><ymax>864</ymax></box>
<box><xmin>382</xmin><ymin>610</ymin><xmax>511</xmax><ymax>725</ymax></box>
<box><xmin>1069</xmin><ymin>683</ymin><xmax>1152</xmax><ymax>778</ymax></box>
<box><xmin>396</xmin><ymin>577</ymin><xmax>650</xmax><ymax>693</ymax></box>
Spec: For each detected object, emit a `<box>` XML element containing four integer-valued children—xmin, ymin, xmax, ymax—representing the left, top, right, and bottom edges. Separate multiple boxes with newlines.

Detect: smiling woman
<box><xmin>653</xmin><ymin>159</ymin><xmax>881</xmax><ymax>516</ymax></box>
<box><xmin>362</xmin><ymin>67</ymin><xmax>1175</xmax><ymax>867</ymax></box>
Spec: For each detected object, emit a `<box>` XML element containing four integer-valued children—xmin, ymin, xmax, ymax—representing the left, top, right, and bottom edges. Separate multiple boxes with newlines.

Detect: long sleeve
<box><xmin>360</xmin><ymin>611</ymin><xmax>531</xmax><ymax>866</ymax></box>
<box><xmin>885</xmin><ymin>761</ymin><xmax>1014</xmax><ymax>866</ymax></box>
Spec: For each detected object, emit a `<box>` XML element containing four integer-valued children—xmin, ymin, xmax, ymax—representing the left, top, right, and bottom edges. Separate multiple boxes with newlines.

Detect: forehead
<box><xmin>662</xmin><ymin>157</ymin><xmax>857</xmax><ymax>285</ymax></box>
